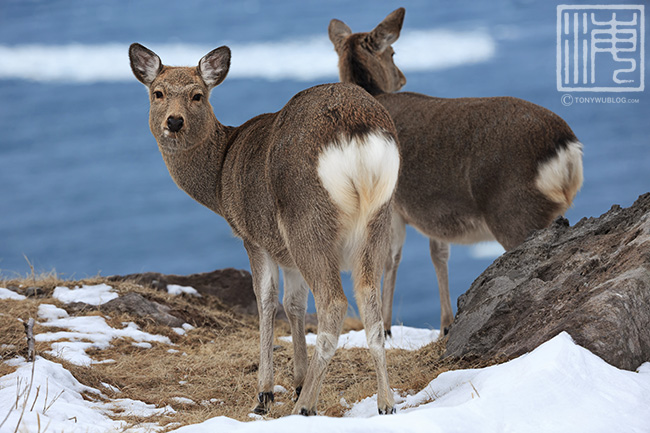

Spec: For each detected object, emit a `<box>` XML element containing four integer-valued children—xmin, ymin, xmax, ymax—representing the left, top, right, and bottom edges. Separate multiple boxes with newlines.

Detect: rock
<box><xmin>445</xmin><ymin>193</ymin><xmax>650</xmax><ymax>371</ymax></box>
<box><xmin>101</xmin><ymin>292</ymin><xmax>186</xmax><ymax>327</ymax></box>
<box><xmin>110</xmin><ymin>268</ymin><xmax>320</xmax><ymax>325</ymax></box>
<box><xmin>63</xmin><ymin>293</ymin><xmax>186</xmax><ymax>327</ymax></box>
<box><xmin>110</xmin><ymin>268</ymin><xmax>256</xmax><ymax>315</ymax></box>
<box><xmin>25</xmin><ymin>287</ymin><xmax>45</xmax><ymax>297</ymax></box>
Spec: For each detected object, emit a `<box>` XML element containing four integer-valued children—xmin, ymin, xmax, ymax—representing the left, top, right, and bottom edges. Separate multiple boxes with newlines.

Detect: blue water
<box><xmin>1</xmin><ymin>0</ymin><xmax>648</xmax><ymax>329</ymax></box>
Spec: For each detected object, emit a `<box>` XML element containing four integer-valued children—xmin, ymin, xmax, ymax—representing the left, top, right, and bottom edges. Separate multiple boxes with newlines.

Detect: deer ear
<box><xmin>198</xmin><ymin>46</ymin><xmax>231</xmax><ymax>89</ymax></box>
<box><xmin>328</xmin><ymin>19</ymin><xmax>352</xmax><ymax>49</ymax></box>
<box><xmin>129</xmin><ymin>43</ymin><xmax>163</xmax><ymax>87</ymax></box>
<box><xmin>367</xmin><ymin>7</ymin><xmax>405</xmax><ymax>53</ymax></box>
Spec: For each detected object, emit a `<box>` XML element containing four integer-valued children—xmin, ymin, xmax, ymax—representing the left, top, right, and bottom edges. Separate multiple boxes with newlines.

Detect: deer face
<box><xmin>129</xmin><ymin>44</ymin><xmax>231</xmax><ymax>154</ymax></box>
<box><xmin>329</xmin><ymin>8</ymin><xmax>407</xmax><ymax>94</ymax></box>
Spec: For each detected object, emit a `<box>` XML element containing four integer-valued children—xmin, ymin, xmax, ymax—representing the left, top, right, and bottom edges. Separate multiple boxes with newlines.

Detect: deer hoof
<box><xmin>443</xmin><ymin>327</ymin><xmax>450</xmax><ymax>336</ymax></box>
<box><xmin>253</xmin><ymin>391</ymin><xmax>274</xmax><ymax>414</ymax></box>
<box><xmin>299</xmin><ymin>407</ymin><xmax>317</xmax><ymax>416</ymax></box>
<box><xmin>378</xmin><ymin>405</ymin><xmax>396</xmax><ymax>415</ymax></box>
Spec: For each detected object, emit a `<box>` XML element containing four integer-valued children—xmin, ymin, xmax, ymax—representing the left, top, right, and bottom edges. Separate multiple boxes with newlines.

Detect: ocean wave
<box><xmin>0</xmin><ymin>29</ymin><xmax>495</xmax><ymax>83</ymax></box>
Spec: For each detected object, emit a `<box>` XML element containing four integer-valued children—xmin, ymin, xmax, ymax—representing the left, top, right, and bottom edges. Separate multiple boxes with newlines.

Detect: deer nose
<box><xmin>399</xmin><ymin>72</ymin><xmax>407</xmax><ymax>87</ymax></box>
<box><xmin>167</xmin><ymin>116</ymin><xmax>184</xmax><ymax>132</ymax></box>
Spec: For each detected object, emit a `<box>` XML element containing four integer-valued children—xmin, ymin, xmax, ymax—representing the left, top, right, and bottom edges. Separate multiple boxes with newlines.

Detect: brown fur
<box><xmin>129</xmin><ymin>43</ymin><xmax>400</xmax><ymax>415</ymax></box>
<box><xmin>329</xmin><ymin>8</ymin><xmax>584</xmax><ymax>333</ymax></box>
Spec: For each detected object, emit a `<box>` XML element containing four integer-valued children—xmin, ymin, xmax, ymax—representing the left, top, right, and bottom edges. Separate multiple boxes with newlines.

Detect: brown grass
<box><xmin>1</xmin><ymin>273</ymin><xmax>504</xmax><ymax>430</ymax></box>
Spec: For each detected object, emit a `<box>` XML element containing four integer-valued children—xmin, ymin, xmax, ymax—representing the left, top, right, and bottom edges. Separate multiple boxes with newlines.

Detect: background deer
<box><xmin>129</xmin><ymin>43</ymin><xmax>400</xmax><ymax>415</ymax></box>
<box><xmin>329</xmin><ymin>8</ymin><xmax>583</xmax><ymax>336</ymax></box>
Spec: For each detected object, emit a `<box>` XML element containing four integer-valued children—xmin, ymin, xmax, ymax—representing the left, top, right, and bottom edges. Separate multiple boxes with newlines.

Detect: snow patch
<box><xmin>279</xmin><ymin>325</ymin><xmax>439</xmax><ymax>351</ymax></box>
<box><xmin>0</xmin><ymin>287</ymin><xmax>26</xmax><ymax>300</ymax></box>
<box><xmin>0</xmin><ymin>357</ymin><xmax>168</xmax><ymax>433</ymax></box>
<box><xmin>37</xmin><ymin>314</ymin><xmax>172</xmax><ymax>366</ymax></box>
<box><xmin>53</xmin><ymin>283</ymin><xmax>118</xmax><ymax>305</ymax></box>
<box><xmin>167</xmin><ymin>284</ymin><xmax>200</xmax><ymax>296</ymax></box>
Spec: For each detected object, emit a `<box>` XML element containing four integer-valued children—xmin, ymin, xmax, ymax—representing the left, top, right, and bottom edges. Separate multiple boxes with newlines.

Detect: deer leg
<box><xmin>429</xmin><ymin>239</ymin><xmax>452</xmax><ymax>336</ymax></box>
<box><xmin>291</xmin><ymin>266</ymin><xmax>347</xmax><ymax>416</ymax></box>
<box><xmin>245</xmin><ymin>242</ymin><xmax>279</xmax><ymax>415</ymax></box>
<box><xmin>382</xmin><ymin>211</ymin><xmax>406</xmax><ymax>338</ymax></box>
<box><xmin>355</xmin><ymin>205</ymin><xmax>395</xmax><ymax>414</ymax></box>
<box><xmin>281</xmin><ymin>267</ymin><xmax>309</xmax><ymax>398</ymax></box>
<box><xmin>484</xmin><ymin>186</ymin><xmax>566</xmax><ymax>251</ymax></box>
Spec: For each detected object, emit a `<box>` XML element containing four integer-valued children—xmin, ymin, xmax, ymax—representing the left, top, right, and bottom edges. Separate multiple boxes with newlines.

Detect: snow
<box><xmin>35</xmin><ymin>304</ymin><xmax>172</xmax><ymax>366</ymax></box>
<box><xmin>52</xmin><ymin>283</ymin><xmax>118</xmax><ymax>305</ymax></box>
<box><xmin>173</xmin><ymin>323</ymin><xmax>196</xmax><ymax>335</ymax></box>
<box><xmin>2</xmin><ymin>289</ymin><xmax>649</xmax><ymax>433</ymax></box>
<box><xmin>167</xmin><ymin>284</ymin><xmax>201</xmax><ymax>296</ymax></box>
<box><xmin>0</xmin><ymin>357</ymin><xmax>169</xmax><ymax>433</ymax></box>
<box><xmin>273</xmin><ymin>385</ymin><xmax>288</xmax><ymax>394</ymax></box>
<box><xmin>0</xmin><ymin>287</ymin><xmax>26</xmax><ymax>300</ymax></box>
<box><xmin>279</xmin><ymin>325</ymin><xmax>439</xmax><ymax>351</ymax></box>
<box><xmin>172</xmin><ymin>397</ymin><xmax>196</xmax><ymax>405</ymax></box>
<box><xmin>38</xmin><ymin>303</ymin><xmax>69</xmax><ymax>320</ymax></box>
<box><xmin>165</xmin><ymin>333</ymin><xmax>650</xmax><ymax>433</ymax></box>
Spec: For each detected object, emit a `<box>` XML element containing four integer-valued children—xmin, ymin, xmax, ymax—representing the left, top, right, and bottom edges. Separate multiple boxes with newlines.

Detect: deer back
<box><xmin>329</xmin><ymin>10</ymin><xmax>582</xmax><ymax>243</ymax></box>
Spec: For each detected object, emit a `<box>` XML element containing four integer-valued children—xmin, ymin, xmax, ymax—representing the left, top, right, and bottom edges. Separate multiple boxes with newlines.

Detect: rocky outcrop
<box><xmin>109</xmin><ymin>268</ymin><xmax>319</xmax><ymax>325</ymax></box>
<box><xmin>445</xmin><ymin>193</ymin><xmax>650</xmax><ymax>371</ymax></box>
<box><xmin>110</xmin><ymin>268</ymin><xmax>256</xmax><ymax>315</ymax></box>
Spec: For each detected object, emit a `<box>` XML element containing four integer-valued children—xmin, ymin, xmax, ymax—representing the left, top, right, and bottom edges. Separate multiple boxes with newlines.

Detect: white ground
<box><xmin>1</xmin><ymin>284</ymin><xmax>649</xmax><ymax>433</ymax></box>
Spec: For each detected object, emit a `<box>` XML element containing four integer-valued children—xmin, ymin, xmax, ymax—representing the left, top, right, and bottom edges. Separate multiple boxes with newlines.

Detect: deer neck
<box><xmin>159</xmin><ymin>120</ymin><xmax>234</xmax><ymax>216</ymax></box>
<box><xmin>340</xmin><ymin>48</ymin><xmax>386</xmax><ymax>97</ymax></box>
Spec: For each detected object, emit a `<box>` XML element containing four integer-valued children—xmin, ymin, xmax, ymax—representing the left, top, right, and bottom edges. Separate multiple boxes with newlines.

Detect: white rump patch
<box><xmin>318</xmin><ymin>131</ymin><xmax>400</xmax><ymax>267</ymax></box>
<box><xmin>536</xmin><ymin>140</ymin><xmax>584</xmax><ymax>206</ymax></box>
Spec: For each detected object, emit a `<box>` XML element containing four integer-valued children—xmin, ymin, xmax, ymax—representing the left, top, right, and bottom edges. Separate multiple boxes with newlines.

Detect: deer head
<box><xmin>329</xmin><ymin>7</ymin><xmax>407</xmax><ymax>95</ymax></box>
<box><xmin>129</xmin><ymin>43</ymin><xmax>230</xmax><ymax>154</ymax></box>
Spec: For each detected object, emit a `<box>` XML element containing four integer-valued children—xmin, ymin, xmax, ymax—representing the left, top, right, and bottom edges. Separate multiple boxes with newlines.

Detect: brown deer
<box><xmin>329</xmin><ymin>8</ymin><xmax>583</xmax><ymax>336</ymax></box>
<box><xmin>128</xmin><ymin>43</ymin><xmax>400</xmax><ymax>416</ymax></box>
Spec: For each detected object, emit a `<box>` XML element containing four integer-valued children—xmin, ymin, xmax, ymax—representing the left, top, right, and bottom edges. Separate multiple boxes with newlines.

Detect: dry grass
<box><xmin>1</xmin><ymin>273</ymin><xmax>505</xmax><ymax>430</ymax></box>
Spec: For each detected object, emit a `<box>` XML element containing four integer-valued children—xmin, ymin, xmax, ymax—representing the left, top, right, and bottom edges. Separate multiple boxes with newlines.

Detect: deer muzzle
<box><xmin>167</xmin><ymin>115</ymin><xmax>184</xmax><ymax>133</ymax></box>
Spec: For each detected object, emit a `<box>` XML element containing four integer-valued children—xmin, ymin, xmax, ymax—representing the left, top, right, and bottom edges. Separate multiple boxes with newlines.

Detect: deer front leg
<box><xmin>281</xmin><ymin>267</ymin><xmax>309</xmax><ymax>398</ymax></box>
<box><xmin>429</xmin><ymin>238</ymin><xmax>452</xmax><ymax>336</ymax></box>
<box><xmin>382</xmin><ymin>212</ymin><xmax>406</xmax><ymax>337</ymax></box>
<box><xmin>245</xmin><ymin>242</ymin><xmax>279</xmax><ymax>415</ymax></box>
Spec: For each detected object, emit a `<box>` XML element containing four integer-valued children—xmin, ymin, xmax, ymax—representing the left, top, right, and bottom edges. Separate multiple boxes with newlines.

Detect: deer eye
<box><xmin>192</xmin><ymin>93</ymin><xmax>203</xmax><ymax>102</ymax></box>
<box><xmin>153</xmin><ymin>90</ymin><xmax>163</xmax><ymax>99</ymax></box>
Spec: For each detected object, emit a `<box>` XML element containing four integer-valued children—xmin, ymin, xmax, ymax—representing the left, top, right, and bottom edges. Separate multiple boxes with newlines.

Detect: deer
<box><xmin>328</xmin><ymin>8</ymin><xmax>584</xmax><ymax>336</ymax></box>
<box><xmin>128</xmin><ymin>43</ymin><xmax>400</xmax><ymax>416</ymax></box>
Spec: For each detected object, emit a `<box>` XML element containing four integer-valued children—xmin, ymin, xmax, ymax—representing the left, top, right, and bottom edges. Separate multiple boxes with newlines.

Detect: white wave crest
<box><xmin>0</xmin><ymin>29</ymin><xmax>495</xmax><ymax>83</ymax></box>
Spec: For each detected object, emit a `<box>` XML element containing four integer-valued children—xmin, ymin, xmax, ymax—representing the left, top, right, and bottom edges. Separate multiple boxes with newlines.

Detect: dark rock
<box><xmin>5</xmin><ymin>285</ymin><xmax>22</xmax><ymax>294</ymax></box>
<box><xmin>445</xmin><ymin>192</ymin><xmax>650</xmax><ymax>371</ymax></box>
<box><xmin>110</xmin><ymin>268</ymin><xmax>256</xmax><ymax>315</ymax></box>
<box><xmin>25</xmin><ymin>287</ymin><xmax>45</xmax><ymax>297</ymax></box>
<box><xmin>109</xmin><ymin>268</ymin><xmax>319</xmax><ymax>325</ymax></box>
<box><xmin>101</xmin><ymin>292</ymin><xmax>185</xmax><ymax>327</ymax></box>
<box><xmin>63</xmin><ymin>293</ymin><xmax>186</xmax><ymax>327</ymax></box>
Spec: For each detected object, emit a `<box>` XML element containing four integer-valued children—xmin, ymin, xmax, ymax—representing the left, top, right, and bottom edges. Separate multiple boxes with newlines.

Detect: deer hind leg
<box><xmin>245</xmin><ymin>242</ymin><xmax>280</xmax><ymax>415</ymax></box>
<box><xmin>382</xmin><ymin>211</ymin><xmax>406</xmax><ymax>338</ymax></box>
<box><xmin>429</xmin><ymin>239</ymin><xmax>452</xmax><ymax>336</ymax></box>
<box><xmin>281</xmin><ymin>267</ymin><xmax>309</xmax><ymax>399</ymax></box>
<box><xmin>291</xmin><ymin>263</ymin><xmax>347</xmax><ymax>416</ymax></box>
<box><xmin>354</xmin><ymin>204</ymin><xmax>395</xmax><ymax>415</ymax></box>
<box><xmin>485</xmin><ymin>187</ymin><xmax>565</xmax><ymax>251</ymax></box>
